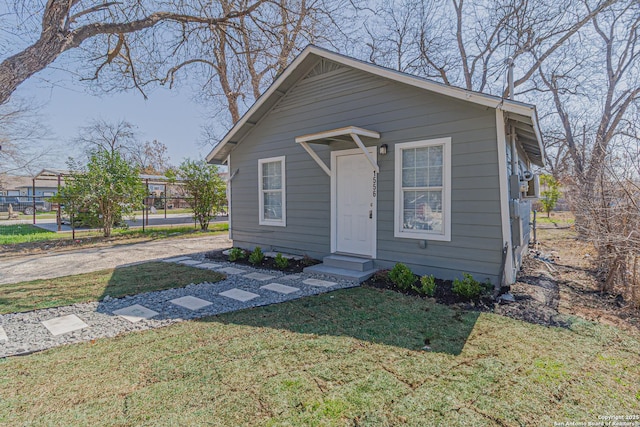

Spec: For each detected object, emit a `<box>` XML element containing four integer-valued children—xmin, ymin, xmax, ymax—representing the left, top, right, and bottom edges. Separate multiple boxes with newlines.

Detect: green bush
<box><xmin>274</xmin><ymin>253</ymin><xmax>289</xmax><ymax>269</ymax></box>
<box><xmin>388</xmin><ymin>263</ymin><xmax>416</xmax><ymax>290</ymax></box>
<box><xmin>452</xmin><ymin>273</ymin><xmax>487</xmax><ymax>299</ymax></box>
<box><xmin>228</xmin><ymin>247</ymin><xmax>246</xmax><ymax>262</ymax></box>
<box><xmin>413</xmin><ymin>274</ymin><xmax>437</xmax><ymax>297</ymax></box>
<box><xmin>249</xmin><ymin>246</ymin><xmax>265</xmax><ymax>265</ymax></box>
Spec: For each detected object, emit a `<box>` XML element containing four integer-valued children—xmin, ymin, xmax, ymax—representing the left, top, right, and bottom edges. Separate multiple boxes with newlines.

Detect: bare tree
<box><xmin>0</xmin><ymin>97</ymin><xmax>53</xmax><ymax>175</ymax></box>
<box><xmin>128</xmin><ymin>139</ymin><xmax>171</xmax><ymax>174</ymax></box>
<box><xmin>362</xmin><ymin>0</ymin><xmax>616</xmax><ymax>95</ymax></box>
<box><xmin>537</xmin><ymin>0</ymin><xmax>639</xmax><ymax>190</ymax></box>
<box><xmin>0</xmin><ymin>0</ymin><xmax>267</xmax><ymax>106</ymax></box>
<box><xmin>535</xmin><ymin>0</ymin><xmax>640</xmax><ymax>299</ymax></box>
<box><xmin>160</xmin><ymin>0</ymin><xmax>355</xmax><ymax>125</ymax></box>
<box><xmin>75</xmin><ymin>118</ymin><xmax>138</xmax><ymax>157</ymax></box>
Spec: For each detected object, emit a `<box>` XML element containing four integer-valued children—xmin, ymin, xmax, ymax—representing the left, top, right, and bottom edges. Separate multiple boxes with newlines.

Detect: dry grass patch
<box><xmin>0</xmin><ymin>262</ymin><xmax>225</xmax><ymax>314</ymax></box>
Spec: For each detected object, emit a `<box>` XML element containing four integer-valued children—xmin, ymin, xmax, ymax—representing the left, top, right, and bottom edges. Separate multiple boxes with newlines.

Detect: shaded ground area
<box><xmin>0</xmin><ymin>262</ymin><xmax>225</xmax><ymax>315</ymax></box>
<box><xmin>1</xmin><ymin>287</ymin><xmax>638</xmax><ymax>425</ymax></box>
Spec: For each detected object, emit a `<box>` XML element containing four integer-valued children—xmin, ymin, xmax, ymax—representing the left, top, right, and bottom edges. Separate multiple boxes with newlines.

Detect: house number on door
<box><xmin>372</xmin><ymin>171</ymin><xmax>377</xmax><ymax>197</ymax></box>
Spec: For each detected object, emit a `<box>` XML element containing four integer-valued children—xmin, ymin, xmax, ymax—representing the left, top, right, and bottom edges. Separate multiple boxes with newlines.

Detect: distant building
<box><xmin>0</xmin><ymin>174</ymin><xmax>59</xmax><ymax>197</ymax></box>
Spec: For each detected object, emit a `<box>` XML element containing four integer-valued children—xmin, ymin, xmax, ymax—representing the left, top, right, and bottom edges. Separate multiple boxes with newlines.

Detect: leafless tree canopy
<box><xmin>0</xmin><ymin>0</ymin><xmax>267</xmax><ymax>106</ymax></box>
<box><xmin>361</xmin><ymin>0</ymin><xmax>617</xmax><ymax>95</ymax></box>
<box><xmin>75</xmin><ymin>118</ymin><xmax>138</xmax><ymax>157</ymax></box>
<box><xmin>128</xmin><ymin>139</ymin><xmax>171</xmax><ymax>174</ymax></box>
<box><xmin>157</xmin><ymin>0</ymin><xmax>356</xmax><ymax>125</ymax></box>
<box><xmin>0</xmin><ymin>97</ymin><xmax>52</xmax><ymax>175</ymax></box>
<box><xmin>74</xmin><ymin>118</ymin><xmax>171</xmax><ymax>173</ymax></box>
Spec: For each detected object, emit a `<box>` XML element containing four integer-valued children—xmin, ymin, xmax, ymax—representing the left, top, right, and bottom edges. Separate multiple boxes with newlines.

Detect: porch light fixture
<box><xmin>379</xmin><ymin>144</ymin><xmax>388</xmax><ymax>155</ymax></box>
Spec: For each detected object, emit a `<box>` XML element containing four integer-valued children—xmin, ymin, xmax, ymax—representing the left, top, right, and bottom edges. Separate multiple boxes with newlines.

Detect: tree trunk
<box><xmin>0</xmin><ymin>0</ymin><xmax>266</xmax><ymax>106</ymax></box>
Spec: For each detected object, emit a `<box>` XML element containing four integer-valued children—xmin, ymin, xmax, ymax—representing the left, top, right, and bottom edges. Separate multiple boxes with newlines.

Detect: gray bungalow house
<box><xmin>206</xmin><ymin>46</ymin><xmax>544</xmax><ymax>286</ymax></box>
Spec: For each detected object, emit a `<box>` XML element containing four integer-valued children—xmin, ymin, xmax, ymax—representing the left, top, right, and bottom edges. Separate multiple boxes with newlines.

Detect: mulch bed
<box><xmin>205</xmin><ymin>249</ymin><xmax>320</xmax><ymax>274</ymax></box>
<box><xmin>207</xmin><ymin>246</ymin><xmax>630</xmax><ymax>331</ymax></box>
<box><xmin>362</xmin><ymin>270</ymin><xmax>495</xmax><ymax>309</ymax></box>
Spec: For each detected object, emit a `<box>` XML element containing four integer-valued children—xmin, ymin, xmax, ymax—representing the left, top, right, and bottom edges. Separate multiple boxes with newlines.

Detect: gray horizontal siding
<box><xmin>228</xmin><ymin>63</ymin><xmax>504</xmax><ymax>284</ymax></box>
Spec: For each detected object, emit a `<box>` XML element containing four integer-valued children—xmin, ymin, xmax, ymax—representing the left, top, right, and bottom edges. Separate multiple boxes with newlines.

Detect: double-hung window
<box><xmin>394</xmin><ymin>138</ymin><xmax>451</xmax><ymax>241</ymax></box>
<box><xmin>258</xmin><ymin>156</ymin><xmax>286</xmax><ymax>226</ymax></box>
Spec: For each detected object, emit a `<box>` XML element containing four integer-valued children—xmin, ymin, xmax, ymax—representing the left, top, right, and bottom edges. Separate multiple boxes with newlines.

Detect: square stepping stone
<box><xmin>218</xmin><ymin>267</ymin><xmax>247</xmax><ymax>275</ymax></box>
<box><xmin>243</xmin><ymin>272</ymin><xmax>276</xmax><ymax>281</ymax></box>
<box><xmin>219</xmin><ymin>288</ymin><xmax>260</xmax><ymax>302</ymax></box>
<box><xmin>303</xmin><ymin>278</ymin><xmax>337</xmax><ymax>288</ymax></box>
<box><xmin>260</xmin><ymin>283</ymin><xmax>300</xmax><ymax>294</ymax></box>
<box><xmin>113</xmin><ymin>304</ymin><xmax>159</xmax><ymax>323</ymax></box>
<box><xmin>178</xmin><ymin>259</ymin><xmax>203</xmax><ymax>266</ymax></box>
<box><xmin>42</xmin><ymin>314</ymin><xmax>89</xmax><ymax>336</ymax></box>
<box><xmin>280</xmin><ymin>274</ymin><xmax>301</xmax><ymax>281</ymax></box>
<box><xmin>196</xmin><ymin>262</ymin><xmax>222</xmax><ymax>270</ymax></box>
<box><xmin>163</xmin><ymin>256</ymin><xmax>191</xmax><ymax>263</ymax></box>
<box><xmin>0</xmin><ymin>325</ymin><xmax>7</xmax><ymax>342</ymax></box>
<box><xmin>170</xmin><ymin>296</ymin><xmax>213</xmax><ymax>311</ymax></box>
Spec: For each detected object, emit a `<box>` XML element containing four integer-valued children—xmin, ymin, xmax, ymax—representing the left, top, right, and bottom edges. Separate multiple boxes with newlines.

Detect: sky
<box><xmin>13</xmin><ymin>68</ymin><xmax>213</xmax><ymax>171</ymax></box>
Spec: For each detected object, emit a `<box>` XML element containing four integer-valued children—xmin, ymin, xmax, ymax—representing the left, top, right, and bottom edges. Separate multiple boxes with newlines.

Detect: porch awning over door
<box><xmin>294</xmin><ymin>126</ymin><xmax>381</xmax><ymax>176</ymax></box>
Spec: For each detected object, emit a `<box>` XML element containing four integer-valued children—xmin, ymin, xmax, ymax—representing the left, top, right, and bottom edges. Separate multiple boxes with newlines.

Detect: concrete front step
<box><xmin>303</xmin><ymin>264</ymin><xmax>377</xmax><ymax>282</ymax></box>
<box><xmin>322</xmin><ymin>254</ymin><xmax>374</xmax><ymax>272</ymax></box>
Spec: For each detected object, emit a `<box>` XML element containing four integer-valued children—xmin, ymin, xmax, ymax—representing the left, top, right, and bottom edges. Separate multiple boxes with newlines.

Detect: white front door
<box><xmin>332</xmin><ymin>148</ymin><xmax>376</xmax><ymax>257</ymax></box>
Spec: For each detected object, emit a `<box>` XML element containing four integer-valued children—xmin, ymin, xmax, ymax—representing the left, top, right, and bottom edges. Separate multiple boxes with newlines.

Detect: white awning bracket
<box><xmin>299</xmin><ymin>141</ymin><xmax>331</xmax><ymax>176</ymax></box>
<box><xmin>295</xmin><ymin>126</ymin><xmax>381</xmax><ymax>175</ymax></box>
<box><xmin>350</xmin><ymin>133</ymin><xmax>379</xmax><ymax>173</ymax></box>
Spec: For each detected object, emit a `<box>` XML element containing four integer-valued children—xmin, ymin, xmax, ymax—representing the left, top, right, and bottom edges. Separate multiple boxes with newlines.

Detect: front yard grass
<box><xmin>0</xmin><ymin>224</ymin><xmax>56</xmax><ymax>245</ymax></box>
<box><xmin>1</xmin><ymin>287</ymin><xmax>638</xmax><ymax>425</ymax></box>
<box><xmin>0</xmin><ymin>222</ymin><xmax>228</xmax><ymax>246</ymax></box>
<box><xmin>0</xmin><ymin>262</ymin><xmax>225</xmax><ymax>314</ymax></box>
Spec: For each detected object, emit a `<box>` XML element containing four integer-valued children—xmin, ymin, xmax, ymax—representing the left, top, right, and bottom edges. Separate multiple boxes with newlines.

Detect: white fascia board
<box><xmin>505</xmin><ymin>107</ymin><xmax>545</xmax><ymax>168</ymax></box>
<box><xmin>206</xmin><ymin>47</ymin><xmax>317</xmax><ymax>163</ymax></box>
<box><xmin>495</xmin><ymin>109</ymin><xmax>515</xmax><ymax>285</ymax></box>
<box><xmin>529</xmin><ymin>110</ymin><xmax>546</xmax><ymax>167</ymax></box>
<box><xmin>207</xmin><ymin>45</ymin><xmax>542</xmax><ymax>164</ymax></box>
<box><xmin>295</xmin><ymin>126</ymin><xmax>380</xmax><ymax>143</ymax></box>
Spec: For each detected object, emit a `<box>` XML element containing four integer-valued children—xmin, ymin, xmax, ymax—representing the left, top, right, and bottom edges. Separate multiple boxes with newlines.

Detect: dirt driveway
<box><xmin>0</xmin><ymin>234</ymin><xmax>231</xmax><ymax>285</ymax></box>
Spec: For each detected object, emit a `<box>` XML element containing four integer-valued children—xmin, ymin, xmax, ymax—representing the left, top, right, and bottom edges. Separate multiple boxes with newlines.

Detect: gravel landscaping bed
<box><xmin>0</xmin><ymin>255</ymin><xmax>358</xmax><ymax>358</ymax></box>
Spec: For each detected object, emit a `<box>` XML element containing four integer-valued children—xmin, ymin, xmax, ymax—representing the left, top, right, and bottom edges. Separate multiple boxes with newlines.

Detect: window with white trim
<box><xmin>394</xmin><ymin>138</ymin><xmax>451</xmax><ymax>241</ymax></box>
<box><xmin>258</xmin><ymin>156</ymin><xmax>286</xmax><ymax>226</ymax></box>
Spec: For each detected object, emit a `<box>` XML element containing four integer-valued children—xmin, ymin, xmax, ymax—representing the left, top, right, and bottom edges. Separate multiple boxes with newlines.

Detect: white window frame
<box><xmin>394</xmin><ymin>138</ymin><xmax>451</xmax><ymax>241</ymax></box>
<box><xmin>258</xmin><ymin>156</ymin><xmax>286</xmax><ymax>227</ymax></box>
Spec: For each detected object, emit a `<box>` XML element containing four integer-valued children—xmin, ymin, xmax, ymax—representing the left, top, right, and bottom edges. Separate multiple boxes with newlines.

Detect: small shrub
<box><xmin>301</xmin><ymin>255</ymin><xmax>316</xmax><ymax>267</ymax></box>
<box><xmin>413</xmin><ymin>274</ymin><xmax>437</xmax><ymax>297</ymax></box>
<box><xmin>228</xmin><ymin>247</ymin><xmax>246</xmax><ymax>262</ymax></box>
<box><xmin>274</xmin><ymin>253</ymin><xmax>289</xmax><ymax>269</ymax></box>
<box><xmin>388</xmin><ymin>263</ymin><xmax>416</xmax><ymax>290</ymax></box>
<box><xmin>370</xmin><ymin>269</ymin><xmax>391</xmax><ymax>285</ymax></box>
<box><xmin>249</xmin><ymin>246</ymin><xmax>265</xmax><ymax>265</ymax></box>
<box><xmin>452</xmin><ymin>273</ymin><xmax>485</xmax><ymax>299</ymax></box>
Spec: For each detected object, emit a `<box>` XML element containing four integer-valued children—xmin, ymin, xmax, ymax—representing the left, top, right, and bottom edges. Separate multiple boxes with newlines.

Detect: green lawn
<box><xmin>0</xmin><ymin>222</ymin><xmax>228</xmax><ymax>245</ymax></box>
<box><xmin>0</xmin><ymin>262</ymin><xmax>225</xmax><ymax>314</ymax></box>
<box><xmin>1</xmin><ymin>287</ymin><xmax>638</xmax><ymax>425</ymax></box>
<box><xmin>0</xmin><ymin>224</ymin><xmax>56</xmax><ymax>244</ymax></box>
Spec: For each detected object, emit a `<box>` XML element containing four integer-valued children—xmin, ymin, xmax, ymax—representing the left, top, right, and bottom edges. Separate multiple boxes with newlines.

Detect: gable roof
<box><xmin>206</xmin><ymin>45</ymin><xmax>544</xmax><ymax>167</ymax></box>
